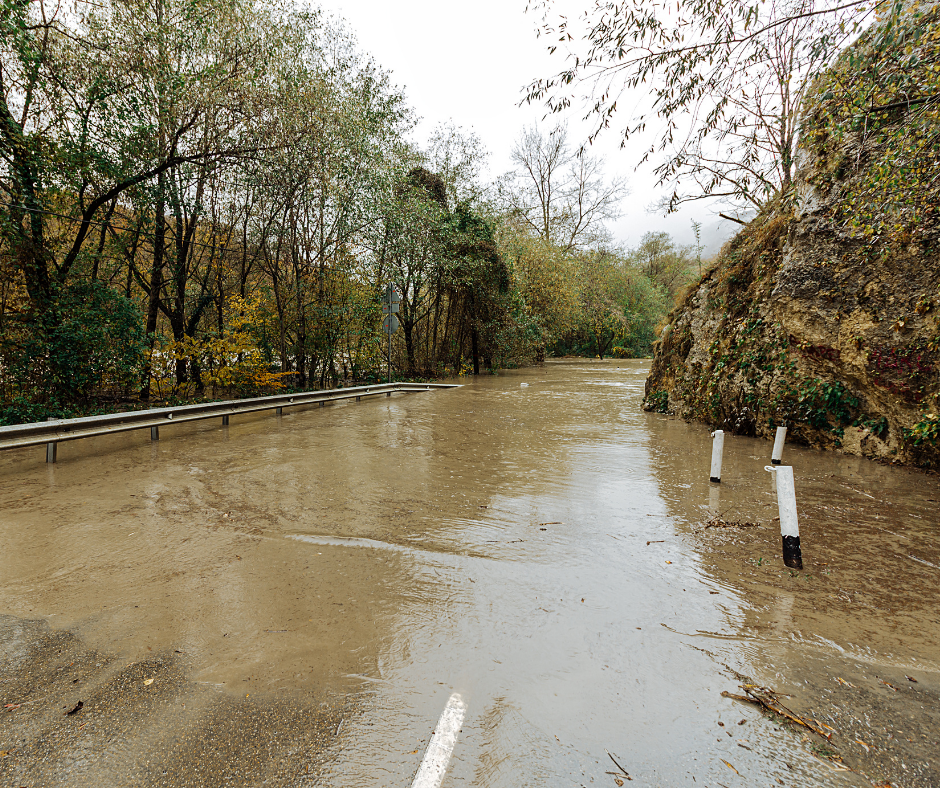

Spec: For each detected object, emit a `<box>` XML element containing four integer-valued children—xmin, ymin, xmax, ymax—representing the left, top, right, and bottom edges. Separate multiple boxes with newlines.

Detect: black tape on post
<box><xmin>782</xmin><ymin>534</ymin><xmax>802</xmax><ymax>569</ymax></box>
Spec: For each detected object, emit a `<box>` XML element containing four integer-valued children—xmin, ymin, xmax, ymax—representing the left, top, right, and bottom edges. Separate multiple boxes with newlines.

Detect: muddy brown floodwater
<box><xmin>1</xmin><ymin>360</ymin><xmax>938</xmax><ymax>788</ymax></box>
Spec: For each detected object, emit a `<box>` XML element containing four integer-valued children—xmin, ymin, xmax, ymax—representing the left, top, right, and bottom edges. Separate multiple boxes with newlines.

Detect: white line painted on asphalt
<box><xmin>411</xmin><ymin>693</ymin><xmax>467</xmax><ymax>788</ymax></box>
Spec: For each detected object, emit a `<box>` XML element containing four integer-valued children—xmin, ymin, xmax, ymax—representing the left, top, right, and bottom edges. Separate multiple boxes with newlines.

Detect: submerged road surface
<box><xmin>1</xmin><ymin>360</ymin><xmax>938</xmax><ymax>787</ymax></box>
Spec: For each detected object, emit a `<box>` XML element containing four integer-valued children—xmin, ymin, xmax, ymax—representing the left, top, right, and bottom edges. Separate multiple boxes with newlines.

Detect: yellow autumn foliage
<box><xmin>149</xmin><ymin>295</ymin><xmax>289</xmax><ymax>398</ymax></box>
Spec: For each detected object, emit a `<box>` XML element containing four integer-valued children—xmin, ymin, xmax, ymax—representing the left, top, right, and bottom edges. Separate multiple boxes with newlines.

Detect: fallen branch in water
<box><xmin>606</xmin><ymin>749</ymin><xmax>632</xmax><ymax>780</ymax></box>
<box><xmin>722</xmin><ymin>685</ymin><xmax>833</xmax><ymax>740</ymax></box>
<box><xmin>705</xmin><ymin>516</ymin><xmax>760</xmax><ymax>529</ymax></box>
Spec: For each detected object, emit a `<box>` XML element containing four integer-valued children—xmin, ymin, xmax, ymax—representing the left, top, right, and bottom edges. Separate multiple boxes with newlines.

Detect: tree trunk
<box><xmin>140</xmin><ymin>172</ymin><xmax>166</xmax><ymax>400</ymax></box>
<box><xmin>468</xmin><ymin>292</ymin><xmax>480</xmax><ymax>375</ymax></box>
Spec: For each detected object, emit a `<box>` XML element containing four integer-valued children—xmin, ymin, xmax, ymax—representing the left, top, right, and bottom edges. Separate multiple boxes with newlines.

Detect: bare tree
<box><xmin>526</xmin><ymin>0</ymin><xmax>878</xmax><ymax>212</ymax></box>
<box><xmin>499</xmin><ymin>124</ymin><xmax>627</xmax><ymax>252</ymax></box>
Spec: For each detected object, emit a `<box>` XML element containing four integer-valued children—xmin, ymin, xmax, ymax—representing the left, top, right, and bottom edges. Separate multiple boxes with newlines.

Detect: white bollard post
<box><xmin>710</xmin><ymin>430</ymin><xmax>724</xmax><ymax>483</ymax></box>
<box><xmin>771</xmin><ymin>425</ymin><xmax>787</xmax><ymax>465</ymax></box>
<box><xmin>765</xmin><ymin>465</ymin><xmax>803</xmax><ymax>570</ymax></box>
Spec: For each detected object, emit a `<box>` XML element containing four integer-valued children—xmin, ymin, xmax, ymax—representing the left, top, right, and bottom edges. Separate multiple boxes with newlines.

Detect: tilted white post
<box><xmin>771</xmin><ymin>425</ymin><xmax>787</xmax><ymax>465</ymax></box>
<box><xmin>766</xmin><ymin>465</ymin><xmax>803</xmax><ymax>569</ymax></box>
<box><xmin>710</xmin><ymin>430</ymin><xmax>724</xmax><ymax>483</ymax></box>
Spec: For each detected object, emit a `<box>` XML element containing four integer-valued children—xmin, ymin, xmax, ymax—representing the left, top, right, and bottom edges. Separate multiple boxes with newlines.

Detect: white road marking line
<box><xmin>411</xmin><ymin>693</ymin><xmax>467</xmax><ymax>788</ymax></box>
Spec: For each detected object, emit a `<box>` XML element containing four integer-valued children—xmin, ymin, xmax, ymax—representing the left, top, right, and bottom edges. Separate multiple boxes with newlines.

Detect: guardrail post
<box><xmin>222</xmin><ymin>415</ymin><xmax>229</xmax><ymax>426</ymax></box>
<box><xmin>276</xmin><ymin>407</ymin><xmax>283</xmax><ymax>415</ymax></box>
<box><xmin>45</xmin><ymin>418</ymin><xmax>57</xmax><ymax>463</ymax></box>
<box><xmin>151</xmin><ymin>426</ymin><xmax>159</xmax><ymax>441</ymax></box>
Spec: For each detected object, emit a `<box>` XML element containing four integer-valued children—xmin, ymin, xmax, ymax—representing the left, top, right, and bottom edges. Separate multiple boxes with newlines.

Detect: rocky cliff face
<box><xmin>643</xmin><ymin>3</ymin><xmax>940</xmax><ymax>468</ymax></box>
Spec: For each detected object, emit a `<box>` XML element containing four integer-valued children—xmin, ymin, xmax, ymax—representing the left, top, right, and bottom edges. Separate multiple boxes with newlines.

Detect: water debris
<box><xmin>647</xmin><ymin>540</ymin><xmax>665</xmax><ymax>545</ymax></box>
<box><xmin>143</xmin><ymin>678</ymin><xmax>154</xmax><ymax>686</ymax></box>
<box><xmin>838</xmin><ymin>483</ymin><xmax>876</xmax><ymax>500</ymax></box>
<box><xmin>835</xmin><ymin>677</ymin><xmax>855</xmax><ymax>687</ymax></box>
<box><xmin>720</xmin><ymin>759</ymin><xmax>739</xmax><ymax>774</ymax></box>
<box><xmin>721</xmin><ymin>685</ymin><xmax>833</xmax><ymax>740</ymax></box>
<box><xmin>704</xmin><ymin>515</ymin><xmax>759</xmax><ymax>529</ymax></box>
<box><xmin>878</xmin><ymin>679</ymin><xmax>899</xmax><ymax>691</ymax></box>
<box><xmin>605</xmin><ymin>749</ymin><xmax>632</xmax><ymax>781</ymax></box>
<box><xmin>906</xmin><ymin>675</ymin><xmax>918</xmax><ymax>683</ymax></box>
<box><xmin>539</xmin><ymin>522</ymin><xmax>562</xmax><ymax>525</ymax></box>
<box><xmin>66</xmin><ymin>701</ymin><xmax>83</xmax><ymax>715</ymax></box>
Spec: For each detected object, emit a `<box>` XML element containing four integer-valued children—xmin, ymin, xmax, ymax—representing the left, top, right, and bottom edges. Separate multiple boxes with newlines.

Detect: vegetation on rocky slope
<box><xmin>644</xmin><ymin>1</ymin><xmax>940</xmax><ymax>468</ymax></box>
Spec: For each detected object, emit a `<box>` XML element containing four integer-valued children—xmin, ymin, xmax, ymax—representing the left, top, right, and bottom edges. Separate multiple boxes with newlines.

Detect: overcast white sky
<box><xmin>312</xmin><ymin>0</ymin><xmax>739</xmax><ymax>254</ymax></box>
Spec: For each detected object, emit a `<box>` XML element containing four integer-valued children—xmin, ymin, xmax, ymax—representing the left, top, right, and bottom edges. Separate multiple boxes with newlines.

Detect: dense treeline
<box><xmin>0</xmin><ymin>0</ymin><xmax>693</xmax><ymax>423</ymax></box>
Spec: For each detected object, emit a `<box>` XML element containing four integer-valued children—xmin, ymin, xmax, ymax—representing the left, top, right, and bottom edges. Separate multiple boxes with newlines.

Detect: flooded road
<box><xmin>1</xmin><ymin>360</ymin><xmax>938</xmax><ymax>787</ymax></box>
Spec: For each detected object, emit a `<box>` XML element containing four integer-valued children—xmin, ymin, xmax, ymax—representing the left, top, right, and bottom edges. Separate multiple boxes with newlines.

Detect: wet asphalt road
<box><xmin>1</xmin><ymin>360</ymin><xmax>938</xmax><ymax>787</ymax></box>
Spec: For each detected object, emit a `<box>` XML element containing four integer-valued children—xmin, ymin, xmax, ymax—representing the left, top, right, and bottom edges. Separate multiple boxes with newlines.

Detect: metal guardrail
<box><xmin>0</xmin><ymin>382</ymin><xmax>460</xmax><ymax>462</ymax></box>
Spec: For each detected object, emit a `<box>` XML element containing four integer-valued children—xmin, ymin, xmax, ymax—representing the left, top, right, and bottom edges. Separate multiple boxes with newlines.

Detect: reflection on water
<box><xmin>6</xmin><ymin>360</ymin><xmax>933</xmax><ymax>785</ymax></box>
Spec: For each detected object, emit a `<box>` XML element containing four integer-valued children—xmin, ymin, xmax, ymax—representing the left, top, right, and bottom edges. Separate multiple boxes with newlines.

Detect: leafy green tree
<box><xmin>446</xmin><ymin>204</ymin><xmax>512</xmax><ymax>374</ymax></box>
<box><xmin>554</xmin><ymin>249</ymin><xmax>668</xmax><ymax>358</ymax></box>
<box><xmin>379</xmin><ymin>166</ymin><xmax>450</xmax><ymax>375</ymax></box>
<box><xmin>497</xmin><ymin>219</ymin><xmax>580</xmax><ymax>360</ymax></box>
<box><xmin>629</xmin><ymin>232</ymin><xmax>695</xmax><ymax>302</ymax></box>
<box><xmin>0</xmin><ymin>282</ymin><xmax>145</xmax><ymax>420</ymax></box>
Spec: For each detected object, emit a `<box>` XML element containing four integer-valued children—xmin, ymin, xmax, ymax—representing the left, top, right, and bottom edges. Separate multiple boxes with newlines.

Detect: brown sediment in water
<box><xmin>0</xmin><ymin>359</ymin><xmax>936</xmax><ymax>786</ymax></box>
<box><xmin>0</xmin><ymin>615</ymin><xmax>349</xmax><ymax>787</ymax></box>
<box><xmin>648</xmin><ymin>417</ymin><xmax>940</xmax><ymax>787</ymax></box>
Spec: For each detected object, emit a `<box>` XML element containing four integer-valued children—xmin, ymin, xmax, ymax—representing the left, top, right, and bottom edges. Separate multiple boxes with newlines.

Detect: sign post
<box><xmin>381</xmin><ymin>284</ymin><xmax>401</xmax><ymax>385</ymax></box>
